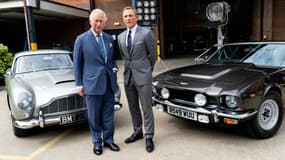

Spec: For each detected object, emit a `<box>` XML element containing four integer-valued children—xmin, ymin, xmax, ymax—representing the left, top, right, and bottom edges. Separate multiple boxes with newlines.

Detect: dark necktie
<box><xmin>127</xmin><ymin>30</ymin><xmax>132</xmax><ymax>54</ymax></box>
<box><xmin>96</xmin><ymin>35</ymin><xmax>107</xmax><ymax>63</ymax></box>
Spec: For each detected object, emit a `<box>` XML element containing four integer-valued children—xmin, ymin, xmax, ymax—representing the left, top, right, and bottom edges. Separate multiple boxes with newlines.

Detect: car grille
<box><xmin>41</xmin><ymin>95</ymin><xmax>86</xmax><ymax>115</ymax></box>
<box><xmin>164</xmin><ymin>88</ymin><xmax>219</xmax><ymax>106</ymax></box>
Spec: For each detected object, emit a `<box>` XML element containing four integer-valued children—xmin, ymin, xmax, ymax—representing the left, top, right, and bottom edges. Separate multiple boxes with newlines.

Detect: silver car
<box><xmin>4</xmin><ymin>49</ymin><xmax>122</xmax><ymax>137</ymax></box>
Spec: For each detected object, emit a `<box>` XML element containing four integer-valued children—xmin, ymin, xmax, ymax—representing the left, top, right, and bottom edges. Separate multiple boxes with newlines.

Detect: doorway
<box><xmin>161</xmin><ymin>0</ymin><xmax>253</xmax><ymax>58</ymax></box>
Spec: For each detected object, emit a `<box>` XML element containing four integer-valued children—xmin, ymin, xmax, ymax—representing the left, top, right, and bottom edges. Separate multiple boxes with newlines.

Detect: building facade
<box><xmin>0</xmin><ymin>0</ymin><xmax>284</xmax><ymax>58</ymax></box>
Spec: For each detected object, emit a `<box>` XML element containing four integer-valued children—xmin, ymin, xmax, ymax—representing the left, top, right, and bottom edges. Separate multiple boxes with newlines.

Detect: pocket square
<box><xmin>136</xmin><ymin>41</ymin><xmax>144</xmax><ymax>45</ymax></box>
<box><xmin>109</xmin><ymin>43</ymin><xmax>113</xmax><ymax>48</ymax></box>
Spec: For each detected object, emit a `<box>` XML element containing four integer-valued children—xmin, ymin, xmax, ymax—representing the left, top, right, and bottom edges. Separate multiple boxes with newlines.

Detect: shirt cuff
<box><xmin>112</xmin><ymin>68</ymin><xmax>118</xmax><ymax>72</ymax></box>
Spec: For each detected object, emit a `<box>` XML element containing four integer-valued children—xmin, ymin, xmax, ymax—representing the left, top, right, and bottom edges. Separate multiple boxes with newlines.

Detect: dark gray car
<box><xmin>152</xmin><ymin>42</ymin><xmax>285</xmax><ymax>139</ymax></box>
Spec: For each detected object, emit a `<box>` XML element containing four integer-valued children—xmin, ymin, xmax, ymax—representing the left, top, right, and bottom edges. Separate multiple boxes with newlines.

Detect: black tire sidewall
<box><xmin>250</xmin><ymin>92</ymin><xmax>283</xmax><ymax>139</ymax></box>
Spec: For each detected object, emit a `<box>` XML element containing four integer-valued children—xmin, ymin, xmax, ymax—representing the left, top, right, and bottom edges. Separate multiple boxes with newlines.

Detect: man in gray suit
<box><xmin>118</xmin><ymin>6</ymin><xmax>157</xmax><ymax>153</ymax></box>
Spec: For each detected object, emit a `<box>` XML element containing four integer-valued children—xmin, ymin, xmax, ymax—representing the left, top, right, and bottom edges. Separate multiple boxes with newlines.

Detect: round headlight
<box><xmin>160</xmin><ymin>88</ymin><xmax>170</xmax><ymax>99</ymax></box>
<box><xmin>17</xmin><ymin>92</ymin><xmax>33</xmax><ymax>110</ymax></box>
<box><xmin>225</xmin><ymin>95</ymin><xmax>238</xmax><ymax>108</ymax></box>
<box><xmin>194</xmin><ymin>94</ymin><xmax>207</xmax><ymax>106</ymax></box>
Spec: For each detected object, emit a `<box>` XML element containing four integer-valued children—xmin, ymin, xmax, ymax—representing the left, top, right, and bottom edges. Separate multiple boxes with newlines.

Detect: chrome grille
<box><xmin>41</xmin><ymin>95</ymin><xmax>86</xmax><ymax>114</ymax></box>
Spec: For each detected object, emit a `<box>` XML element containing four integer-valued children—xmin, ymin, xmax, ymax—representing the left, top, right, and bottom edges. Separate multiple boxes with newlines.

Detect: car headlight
<box><xmin>160</xmin><ymin>88</ymin><xmax>170</xmax><ymax>99</ymax></box>
<box><xmin>225</xmin><ymin>95</ymin><xmax>238</xmax><ymax>108</ymax></box>
<box><xmin>194</xmin><ymin>94</ymin><xmax>207</xmax><ymax>106</ymax></box>
<box><xmin>16</xmin><ymin>92</ymin><xmax>33</xmax><ymax>110</ymax></box>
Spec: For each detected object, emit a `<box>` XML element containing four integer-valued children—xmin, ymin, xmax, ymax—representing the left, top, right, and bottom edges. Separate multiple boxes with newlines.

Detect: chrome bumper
<box><xmin>14</xmin><ymin>103</ymin><xmax>123</xmax><ymax>129</ymax></box>
<box><xmin>14</xmin><ymin>111</ymin><xmax>63</xmax><ymax>129</ymax></box>
<box><xmin>152</xmin><ymin>97</ymin><xmax>258</xmax><ymax>123</ymax></box>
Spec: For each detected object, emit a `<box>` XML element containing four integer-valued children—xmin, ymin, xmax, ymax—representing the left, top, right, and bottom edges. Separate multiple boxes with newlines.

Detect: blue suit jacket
<box><xmin>73</xmin><ymin>29</ymin><xmax>118</xmax><ymax>95</ymax></box>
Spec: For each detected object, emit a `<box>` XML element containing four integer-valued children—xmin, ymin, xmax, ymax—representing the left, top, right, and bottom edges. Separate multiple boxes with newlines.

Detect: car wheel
<box><xmin>7</xmin><ymin>95</ymin><xmax>32</xmax><ymax>137</ymax></box>
<box><xmin>247</xmin><ymin>91</ymin><xmax>283</xmax><ymax>139</ymax></box>
<box><xmin>13</xmin><ymin>125</ymin><xmax>31</xmax><ymax>137</ymax></box>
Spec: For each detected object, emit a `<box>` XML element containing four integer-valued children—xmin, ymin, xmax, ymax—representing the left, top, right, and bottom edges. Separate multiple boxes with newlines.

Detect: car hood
<box><xmin>14</xmin><ymin>69</ymin><xmax>77</xmax><ymax>106</ymax></box>
<box><xmin>155</xmin><ymin>63</ymin><xmax>271</xmax><ymax>95</ymax></box>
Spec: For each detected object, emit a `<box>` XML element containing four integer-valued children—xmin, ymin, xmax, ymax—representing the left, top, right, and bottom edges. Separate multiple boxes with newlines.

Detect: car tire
<box><xmin>246</xmin><ymin>91</ymin><xmax>283</xmax><ymax>139</ymax></box>
<box><xmin>7</xmin><ymin>95</ymin><xmax>31</xmax><ymax>137</ymax></box>
<box><xmin>13</xmin><ymin>125</ymin><xmax>31</xmax><ymax>137</ymax></box>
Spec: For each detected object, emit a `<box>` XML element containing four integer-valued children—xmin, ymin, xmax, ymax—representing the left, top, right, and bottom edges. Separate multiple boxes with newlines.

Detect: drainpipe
<box><xmin>260</xmin><ymin>0</ymin><xmax>264</xmax><ymax>40</ymax></box>
<box><xmin>89</xmin><ymin>0</ymin><xmax>95</xmax><ymax>11</ymax></box>
<box><xmin>23</xmin><ymin>0</ymin><xmax>37</xmax><ymax>50</ymax></box>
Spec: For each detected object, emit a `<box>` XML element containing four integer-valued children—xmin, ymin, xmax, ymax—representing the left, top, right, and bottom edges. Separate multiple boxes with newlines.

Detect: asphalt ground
<box><xmin>1</xmin><ymin>55</ymin><xmax>285</xmax><ymax>160</ymax></box>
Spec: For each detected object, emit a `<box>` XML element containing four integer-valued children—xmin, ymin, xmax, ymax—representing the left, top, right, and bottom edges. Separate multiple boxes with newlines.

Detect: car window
<box><xmin>207</xmin><ymin>44</ymin><xmax>285</xmax><ymax>67</ymax></box>
<box><xmin>207</xmin><ymin>44</ymin><xmax>258</xmax><ymax>63</ymax></box>
<box><xmin>244</xmin><ymin>44</ymin><xmax>285</xmax><ymax>67</ymax></box>
<box><xmin>194</xmin><ymin>45</ymin><xmax>218</xmax><ymax>64</ymax></box>
<box><xmin>15</xmin><ymin>53</ymin><xmax>73</xmax><ymax>74</ymax></box>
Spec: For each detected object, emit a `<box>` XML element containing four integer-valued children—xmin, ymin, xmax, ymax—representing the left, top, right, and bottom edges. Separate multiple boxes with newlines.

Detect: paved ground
<box><xmin>1</xmin><ymin>55</ymin><xmax>285</xmax><ymax>160</ymax></box>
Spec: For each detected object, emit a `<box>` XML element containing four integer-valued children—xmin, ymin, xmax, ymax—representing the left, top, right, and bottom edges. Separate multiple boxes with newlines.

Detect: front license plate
<box><xmin>60</xmin><ymin>112</ymin><xmax>87</xmax><ymax>125</ymax></box>
<box><xmin>167</xmin><ymin>106</ymin><xmax>197</xmax><ymax>121</ymax></box>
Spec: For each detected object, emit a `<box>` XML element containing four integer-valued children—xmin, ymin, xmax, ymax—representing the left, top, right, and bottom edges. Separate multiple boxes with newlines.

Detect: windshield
<box><xmin>14</xmin><ymin>53</ymin><xmax>73</xmax><ymax>74</ymax></box>
<box><xmin>207</xmin><ymin>44</ymin><xmax>285</xmax><ymax>67</ymax></box>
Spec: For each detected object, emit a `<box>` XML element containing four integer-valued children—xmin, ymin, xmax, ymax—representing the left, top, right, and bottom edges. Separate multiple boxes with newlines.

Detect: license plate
<box><xmin>167</xmin><ymin>106</ymin><xmax>197</xmax><ymax>121</ymax></box>
<box><xmin>60</xmin><ymin>112</ymin><xmax>87</xmax><ymax>125</ymax></box>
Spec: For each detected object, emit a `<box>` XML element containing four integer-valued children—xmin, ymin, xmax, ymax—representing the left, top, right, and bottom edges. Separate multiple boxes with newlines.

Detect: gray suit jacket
<box><xmin>118</xmin><ymin>26</ymin><xmax>157</xmax><ymax>86</ymax></box>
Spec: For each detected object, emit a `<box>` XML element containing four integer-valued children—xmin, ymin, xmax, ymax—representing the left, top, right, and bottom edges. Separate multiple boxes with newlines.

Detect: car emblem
<box><xmin>180</xmin><ymin>82</ymin><xmax>188</xmax><ymax>85</ymax></box>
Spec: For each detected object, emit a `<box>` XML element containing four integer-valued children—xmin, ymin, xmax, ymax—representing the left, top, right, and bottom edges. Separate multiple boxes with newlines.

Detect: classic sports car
<box><xmin>4</xmin><ymin>49</ymin><xmax>122</xmax><ymax>137</ymax></box>
<box><xmin>152</xmin><ymin>42</ymin><xmax>285</xmax><ymax>139</ymax></box>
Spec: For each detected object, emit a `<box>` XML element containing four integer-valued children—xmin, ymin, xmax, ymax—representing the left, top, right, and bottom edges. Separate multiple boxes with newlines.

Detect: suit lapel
<box><xmin>132</xmin><ymin>27</ymin><xmax>140</xmax><ymax>47</ymax></box>
<box><xmin>120</xmin><ymin>31</ymin><xmax>129</xmax><ymax>57</ymax></box>
<box><xmin>129</xmin><ymin>27</ymin><xmax>141</xmax><ymax>56</ymax></box>
<box><xmin>102</xmin><ymin>32</ymin><xmax>109</xmax><ymax>63</ymax></box>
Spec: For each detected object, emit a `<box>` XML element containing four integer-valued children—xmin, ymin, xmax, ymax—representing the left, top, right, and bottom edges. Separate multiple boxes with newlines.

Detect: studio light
<box><xmin>206</xmin><ymin>2</ymin><xmax>231</xmax><ymax>48</ymax></box>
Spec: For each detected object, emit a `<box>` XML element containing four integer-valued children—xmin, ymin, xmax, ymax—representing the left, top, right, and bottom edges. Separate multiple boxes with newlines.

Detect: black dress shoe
<box><xmin>93</xmin><ymin>145</ymin><xmax>102</xmax><ymax>155</ymax></box>
<box><xmin>125</xmin><ymin>133</ymin><xmax>143</xmax><ymax>143</ymax></box>
<box><xmin>104</xmin><ymin>143</ymin><xmax>120</xmax><ymax>151</ymax></box>
<box><xmin>146</xmin><ymin>138</ymin><xmax>154</xmax><ymax>153</ymax></box>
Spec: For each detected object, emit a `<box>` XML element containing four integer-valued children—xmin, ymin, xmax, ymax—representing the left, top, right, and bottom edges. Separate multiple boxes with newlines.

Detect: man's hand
<box><xmin>78</xmin><ymin>87</ymin><xmax>84</xmax><ymax>96</ymax></box>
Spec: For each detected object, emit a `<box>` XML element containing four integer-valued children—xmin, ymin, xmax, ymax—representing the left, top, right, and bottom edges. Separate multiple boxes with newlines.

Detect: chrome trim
<box><xmin>39</xmin><ymin>111</ymin><xmax>44</xmax><ymax>128</ymax></box>
<box><xmin>114</xmin><ymin>102</ymin><xmax>123</xmax><ymax>111</ymax></box>
<box><xmin>152</xmin><ymin>97</ymin><xmax>258</xmax><ymax>120</ymax></box>
<box><xmin>14</xmin><ymin>103</ymin><xmax>122</xmax><ymax>129</ymax></box>
<box><xmin>14</xmin><ymin>119</ymin><xmax>39</xmax><ymax>129</ymax></box>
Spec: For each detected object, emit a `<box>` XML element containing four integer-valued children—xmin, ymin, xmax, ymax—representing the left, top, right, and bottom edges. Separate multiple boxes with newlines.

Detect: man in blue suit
<box><xmin>73</xmin><ymin>8</ymin><xmax>120</xmax><ymax>156</ymax></box>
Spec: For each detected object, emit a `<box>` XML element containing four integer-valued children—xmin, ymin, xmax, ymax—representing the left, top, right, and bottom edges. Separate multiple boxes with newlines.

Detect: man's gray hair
<box><xmin>89</xmin><ymin>8</ymin><xmax>107</xmax><ymax>22</ymax></box>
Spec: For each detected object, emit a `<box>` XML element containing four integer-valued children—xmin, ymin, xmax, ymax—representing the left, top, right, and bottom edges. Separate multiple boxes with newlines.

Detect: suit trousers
<box><xmin>85</xmin><ymin>76</ymin><xmax>115</xmax><ymax>146</ymax></box>
<box><xmin>124</xmin><ymin>75</ymin><xmax>154</xmax><ymax>138</ymax></box>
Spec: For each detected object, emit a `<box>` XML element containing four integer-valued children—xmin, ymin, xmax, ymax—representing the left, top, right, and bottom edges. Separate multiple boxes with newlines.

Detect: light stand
<box><xmin>206</xmin><ymin>2</ymin><xmax>231</xmax><ymax>49</ymax></box>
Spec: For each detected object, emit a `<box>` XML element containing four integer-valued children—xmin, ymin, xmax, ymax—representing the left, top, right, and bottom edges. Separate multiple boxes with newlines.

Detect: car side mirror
<box><xmin>194</xmin><ymin>57</ymin><xmax>208</xmax><ymax>64</ymax></box>
<box><xmin>5</xmin><ymin>68</ymin><xmax>11</xmax><ymax>76</ymax></box>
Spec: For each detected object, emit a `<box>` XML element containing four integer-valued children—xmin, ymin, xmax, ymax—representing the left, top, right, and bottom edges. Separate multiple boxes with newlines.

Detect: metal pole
<box><xmin>27</xmin><ymin>5</ymin><xmax>37</xmax><ymax>50</ymax></box>
<box><xmin>23</xmin><ymin>0</ymin><xmax>31</xmax><ymax>50</ymax></box>
<box><xmin>217</xmin><ymin>25</ymin><xmax>223</xmax><ymax>49</ymax></box>
<box><xmin>23</xmin><ymin>0</ymin><xmax>37</xmax><ymax>50</ymax></box>
<box><xmin>89</xmin><ymin>0</ymin><xmax>95</xmax><ymax>11</ymax></box>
